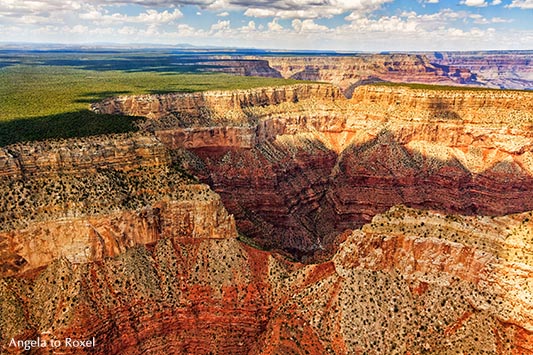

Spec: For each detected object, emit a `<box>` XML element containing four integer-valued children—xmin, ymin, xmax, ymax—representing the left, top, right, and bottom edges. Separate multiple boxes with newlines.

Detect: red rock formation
<box><xmin>430</xmin><ymin>51</ymin><xmax>533</xmax><ymax>90</ymax></box>
<box><xmin>4</xmin><ymin>199</ymin><xmax>533</xmax><ymax>355</ymax></box>
<box><xmin>91</xmin><ymin>84</ymin><xmax>533</xmax><ymax>261</ymax></box>
<box><xmin>251</xmin><ymin>206</ymin><xmax>533</xmax><ymax>355</ymax></box>
<box><xmin>0</xmin><ymin>133</ymin><xmax>169</xmax><ymax>178</ymax></box>
<box><xmin>260</xmin><ymin>54</ymin><xmax>478</xmax><ymax>95</ymax></box>
<box><xmin>0</xmin><ymin>131</ymin><xmax>275</xmax><ymax>355</ymax></box>
<box><xmin>0</xmin><ymin>185</ymin><xmax>234</xmax><ymax>277</ymax></box>
<box><xmin>2</xmin><ymin>83</ymin><xmax>533</xmax><ymax>354</ymax></box>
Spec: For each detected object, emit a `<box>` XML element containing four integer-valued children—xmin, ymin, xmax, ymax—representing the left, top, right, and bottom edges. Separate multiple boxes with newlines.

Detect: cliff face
<box><xmin>430</xmin><ymin>51</ymin><xmax>533</xmax><ymax>90</ymax></box>
<box><xmin>0</xmin><ymin>132</ymin><xmax>275</xmax><ymax>355</ymax></box>
<box><xmin>2</xmin><ymin>83</ymin><xmax>533</xmax><ymax>354</ymax></box>
<box><xmin>252</xmin><ymin>206</ymin><xmax>533</xmax><ymax>354</ymax></box>
<box><xmin>257</xmin><ymin>54</ymin><xmax>478</xmax><ymax>95</ymax></box>
<box><xmin>95</xmin><ymin>84</ymin><xmax>533</xmax><ymax>260</ymax></box>
<box><xmin>173</xmin><ymin>52</ymin><xmax>531</xmax><ymax>94</ymax></box>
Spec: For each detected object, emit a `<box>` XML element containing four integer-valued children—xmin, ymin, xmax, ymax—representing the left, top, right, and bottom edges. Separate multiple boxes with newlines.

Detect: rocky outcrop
<box><xmin>430</xmin><ymin>51</ymin><xmax>533</xmax><ymax>90</ymax></box>
<box><xmin>258</xmin><ymin>54</ymin><xmax>478</xmax><ymax>95</ymax></box>
<box><xmin>194</xmin><ymin>59</ymin><xmax>283</xmax><ymax>77</ymax></box>
<box><xmin>0</xmin><ymin>133</ymin><xmax>169</xmax><ymax>177</ymax></box>
<box><xmin>91</xmin><ymin>84</ymin><xmax>341</xmax><ymax>123</ymax></box>
<box><xmin>252</xmin><ymin>206</ymin><xmax>533</xmax><ymax>354</ymax></box>
<box><xmin>89</xmin><ymin>84</ymin><xmax>533</xmax><ymax>261</ymax></box>
<box><xmin>0</xmin><ymin>185</ymin><xmax>234</xmax><ymax>277</ymax></box>
<box><xmin>2</xmin><ymin>82</ymin><xmax>533</xmax><ymax>354</ymax></box>
<box><xmin>3</xmin><ymin>204</ymin><xmax>532</xmax><ymax>354</ymax></box>
<box><xmin>0</xmin><ymin>220</ymin><xmax>275</xmax><ymax>355</ymax></box>
<box><xmin>0</xmin><ymin>125</ymin><xmax>282</xmax><ymax>355</ymax></box>
<box><xmin>95</xmin><ymin>84</ymin><xmax>533</xmax><ymax>260</ymax></box>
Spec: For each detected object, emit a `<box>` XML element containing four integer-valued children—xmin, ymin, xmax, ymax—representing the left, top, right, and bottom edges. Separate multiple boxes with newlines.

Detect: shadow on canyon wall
<box><xmin>183</xmin><ymin>128</ymin><xmax>533</xmax><ymax>262</ymax></box>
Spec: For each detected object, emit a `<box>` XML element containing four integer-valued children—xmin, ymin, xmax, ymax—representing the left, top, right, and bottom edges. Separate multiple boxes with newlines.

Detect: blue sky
<box><xmin>0</xmin><ymin>0</ymin><xmax>531</xmax><ymax>50</ymax></box>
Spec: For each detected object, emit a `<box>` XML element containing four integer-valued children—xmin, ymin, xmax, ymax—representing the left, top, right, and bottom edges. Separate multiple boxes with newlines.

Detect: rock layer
<box><xmin>2</xmin><ymin>205</ymin><xmax>533</xmax><ymax>354</ymax></box>
<box><xmin>1</xmin><ymin>83</ymin><xmax>533</xmax><ymax>354</ymax></box>
<box><xmin>257</xmin><ymin>54</ymin><xmax>478</xmax><ymax>95</ymax></box>
<box><xmin>430</xmin><ymin>51</ymin><xmax>533</xmax><ymax>90</ymax></box>
<box><xmin>94</xmin><ymin>84</ymin><xmax>533</xmax><ymax>259</ymax></box>
<box><xmin>252</xmin><ymin>206</ymin><xmax>533</xmax><ymax>355</ymax></box>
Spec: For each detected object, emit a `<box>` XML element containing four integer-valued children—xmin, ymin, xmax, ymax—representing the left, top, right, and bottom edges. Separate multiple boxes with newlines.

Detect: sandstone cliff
<box><xmin>251</xmin><ymin>206</ymin><xmax>533</xmax><ymax>354</ymax></box>
<box><xmin>1</xmin><ymin>82</ymin><xmax>533</xmax><ymax>354</ymax></box>
<box><xmin>430</xmin><ymin>51</ymin><xmax>533</xmax><ymax>90</ymax></box>
<box><xmin>2</xmin><ymin>204</ymin><xmax>532</xmax><ymax>354</ymax></box>
<box><xmin>0</xmin><ymin>130</ymin><xmax>272</xmax><ymax>355</ymax></box>
<box><xmin>258</xmin><ymin>54</ymin><xmax>478</xmax><ymax>95</ymax></box>
<box><xmin>93</xmin><ymin>84</ymin><xmax>533</xmax><ymax>261</ymax></box>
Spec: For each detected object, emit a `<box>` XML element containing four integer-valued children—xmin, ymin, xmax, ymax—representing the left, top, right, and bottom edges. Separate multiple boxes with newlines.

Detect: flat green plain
<box><xmin>0</xmin><ymin>64</ymin><xmax>300</xmax><ymax>146</ymax></box>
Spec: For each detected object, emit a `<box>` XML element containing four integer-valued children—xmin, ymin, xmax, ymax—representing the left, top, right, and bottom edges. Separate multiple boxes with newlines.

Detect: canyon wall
<box><xmin>255</xmin><ymin>54</ymin><xmax>477</xmax><ymax>95</ymax></box>
<box><xmin>252</xmin><ymin>206</ymin><xmax>533</xmax><ymax>354</ymax></box>
<box><xmin>0</xmin><ymin>132</ymin><xmax>275</xmax><ymax>355</ymax></box>
<box><xmin>94</xmin><ymin>84</ymin><xmax>533</xmax><ymax>260</ymax></box>
<box><xmin>1</xmin><ymin>82</ymin><xmax>533</xmax><ymax>354</ymax></box>
<box><xmin>429</xmin><ymin>51</ymin><xmax>533</xmax><ymax>90</ymax></box>
<box><xmin>204</xmin><ymin>52</ymin><xmax>532</xmax><ymax>93</ymax></box>
<box><xmin>3</xmin><ymin>203</ymin><xmax>533</xmax><ymax>354</ymax></box>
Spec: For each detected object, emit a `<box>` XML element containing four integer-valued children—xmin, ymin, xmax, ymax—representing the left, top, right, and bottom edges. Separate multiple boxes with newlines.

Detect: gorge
<box><xmin>1</xmin><ymin>82</ymin><xmax>533</xmax><ymax>354</ymax></box>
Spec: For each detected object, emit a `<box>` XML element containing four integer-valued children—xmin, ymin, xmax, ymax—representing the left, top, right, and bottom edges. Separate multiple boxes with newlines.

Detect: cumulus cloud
<box><xmin>0</xmin><ymin>0</ymin><xmax>86</xmax><ymax>24</ymax></box>
<box><xmin>507</xmin><ymin>0</ymin><xmax>533</xmax><ymax>8</ymax></box>
<box><xmin>267</xmin><ymin>18</ymin><xmax>284</xmax><ymax>31</ymax></box>
<box><xmin>79</xmin><ymin>8</ymin><xmax>182</xmax><ymax>24</ymax></box>
<box><xmin>210</xmin><ymin>19</ymin><xmax>230</xmax><ymax>32</ymax></box>
<box><xmin>292</xmin><ymin>19</ymin><xmax>330</xmax><ymax>33</ymax></box>
<box><xmin>461</xmin><ymin>0</ymin><xmax>488</xmax><ymax>6</ymax></box>
<box><xmin>243</xmin><ymin>0</ymin><xmax>393</xmax><ymax>19</ymax></box>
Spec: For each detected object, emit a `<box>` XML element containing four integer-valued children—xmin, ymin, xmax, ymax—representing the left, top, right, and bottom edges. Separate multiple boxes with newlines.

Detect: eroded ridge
<box><xmin>93</xmin><ymin>84</ymin><xmax>533</xmax><ymax>260</ymax></box>
<box><xmin>1</xmin><ymin>83</ymin><xmax>532</xmax><ymax>354</ymax></box>
<box><xmin>252</xmin><ymin>206</ymin><xmax>533</xmax><ymax>354</ymax></box>
<box><xmin>2</xmin><ymin>205</ymin><xmax>533</xmax><ymax>354</ymax></box>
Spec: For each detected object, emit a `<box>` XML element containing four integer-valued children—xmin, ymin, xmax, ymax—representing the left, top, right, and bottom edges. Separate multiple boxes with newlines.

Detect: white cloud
<box><xmin>241</xmin><ymin>20</ymin><xmax>256</xmax><ymax>31</ymax></box>
<box><xmin>267</xmin><ymin>18</ymin><xmax>284</xmax><ymax>31</ymax></box>
<box><xmin>461</xmin><ymin>0</ymin><xmax>488</xmax><ymax>6</ymax></box>
<box><xmin>244</xmin><ymin>0</ymin><xmax>393</xmax><ymax>19</ymax></box>
<box><xmin>507</xmin><ymin>0</ymin><xmax>533</xmax><ymax>8</ymax></box>
<box><xmin>492</xmin><ymin>0</ymin><xmax>502</xmax><ymax>4</ymax></box>
<box><xmin>210</xmin><ymin>19</ymin><xmax>230</xmax><ymax>32</ymax></box>
<box><xmin>292</xmin><ymin>19</ymin><xmax>330</xmax><ymax>33</ymax></box>
<box><xmin>217</xmin><ymin>11</ymin><xmax>229</xmax><ymax>17</ymax></box>
<box><xmin>79</xmin><ymin>8</ymin><xmax>182</xmax><ymax>24</ymax></box>
<box><xmin>426</xmin><ymin>0</ymin><xmax>439</xmax><ymax>3</ymax></box>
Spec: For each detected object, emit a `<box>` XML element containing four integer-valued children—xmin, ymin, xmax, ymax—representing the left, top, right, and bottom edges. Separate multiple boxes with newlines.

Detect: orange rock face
<box><xmin>2</xmin><ymin>83</ymin><xmax>533</xmax><ymax>354</ymax></box>
<box><xmin>261</xmin><ymin>54</ymin><xmax>477</xmax><ymax>95</ymax></box>
<box><xmin>96</xmin><ymin>84</ymin><xmax>533</xmax><ymax>260</ymax></box>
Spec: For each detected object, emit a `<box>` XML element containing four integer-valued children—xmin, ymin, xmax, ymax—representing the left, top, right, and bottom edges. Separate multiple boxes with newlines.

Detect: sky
<box><xmin>0</xmin><ymin>0</ymin><xmax>532</xmax><ymax>51</ymax></box>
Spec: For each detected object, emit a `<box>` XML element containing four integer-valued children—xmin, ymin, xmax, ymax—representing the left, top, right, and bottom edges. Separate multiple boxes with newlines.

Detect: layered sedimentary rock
<box><xmin>194</xmin><ymin>59</ymin><xmax>283</xmax><ymax>77</ymax></box>
<box><xmin>0</xmin><ymin>133</ymin><xmax>169</xmax><ymax>177</ymax></box>
<box><xmin>179</xmin><ymin>52</ymin><xmax>531</xmax><ymax>93</ymax></box>
<box><xmin>94</xmin><ymin>84</ymin><xmax>533</xmax><ymax>260</ymax></box>
<box><xmin>430</xmin><ymin>51</ymin><xmax>533</xmax><ymax>90</ymax></box>
<box><xmin>0</xmin><ymin>132</ymin><xmax>275</xmax><ymax>355</ymax></box>
<box><xmin>3</xmin><ymin>203</ymin><xmax>533</xmax><ymax>354</ymax></box>
<box><xmin>252</xmin><ymin>206</ymin><xmax>533</xmax><ymax>354</ymax></box>
<box><xmin>256</xmin><ymin>54</ymin><xmax>478</xmax><ymax>95</ymax></box>
<box><xmin>2</xmin><ymin>82</ymin><xmax>533</xmax><ymax>354</ymax></box>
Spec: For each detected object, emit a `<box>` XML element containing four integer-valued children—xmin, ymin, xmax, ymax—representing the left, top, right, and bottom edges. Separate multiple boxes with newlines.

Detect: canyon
<box><xmin>1</xmin><ymin>82</ymin><xmax>533</xmax><ymax>354</ymax></box>
<box><xmin>429</xmin><ymin>51</ymin><xmax>533</xmax><ymax>91</ymax></box>
<box><xmin>192</xmin><ymin>51</ymin><xmax>533</xmax><ymax>94</ymax></box>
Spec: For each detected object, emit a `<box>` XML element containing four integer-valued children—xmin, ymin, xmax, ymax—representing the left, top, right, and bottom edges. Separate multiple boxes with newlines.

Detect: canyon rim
<box><xmin>2</xmin><ymin>0</ymin><xmax>533</xmax><ymax>354</ymax></box>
